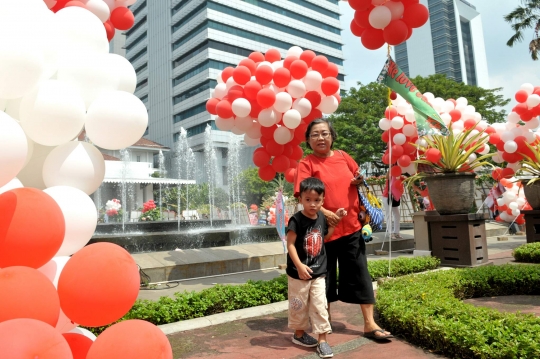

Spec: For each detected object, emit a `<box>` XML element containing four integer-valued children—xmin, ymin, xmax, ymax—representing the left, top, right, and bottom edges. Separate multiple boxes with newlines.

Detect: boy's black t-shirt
<box><xmin>286</xmin><ymin>211</ymin><xmax>328</xmax><ymax>280</ymax></box>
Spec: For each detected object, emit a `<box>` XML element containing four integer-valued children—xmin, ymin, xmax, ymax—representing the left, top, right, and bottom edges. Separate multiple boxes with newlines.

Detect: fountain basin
<box><xmin>89</xmin><ymin>225</ymin><xmax>281</xmax><ymax>253</ymax></box>
<box><xmin>94</xmin><ymin>219</ymin><xmax>232</xmax><ymax>235</ymax></box>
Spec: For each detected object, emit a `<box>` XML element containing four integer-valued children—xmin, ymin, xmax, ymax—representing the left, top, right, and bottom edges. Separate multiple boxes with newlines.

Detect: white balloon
<box><xmin>379</xmin><ymin>118</ymin><xmax>391</xmax><ymax>131</ymax></box>
<box><xmin>215</xmin><ymin>116</ymin><xmax>234</xmax><ymax>131</ymax></box>
<box><xmin>391</xmin><ymin>116</ymin><xmax>404</xmax><ymax>129</ymax></box>
<box><xmin>524</xmin><ymin>117</ymin><xmax>540</xmax><ymax>130</ymax></box>
<box><xmin>507</xmin><ymin>112</ymin><xmax>521</xmax><ymax>123</ymax></box>
<box><xmin>44</xmin><ymin>186</ymin><xmax>97</xmax><ymax>256</ymax></box>
<box><xmin>393</xmin><ymin>133</ymin><xmax>406</xmax><ymax>145</ymax></box>
<box><xmin>478</xmin><ymin>144</ymin><xmax>490</xmax><ymax>155</ymax></box>
<box><xmin>225</xmin><ymin>77</ymin><xmax>237</xmax><ymax>90</ymax></box>
<box><xmin>512</xmin><ymin>208</ymin><xmax>521</xmax><ymax>217</ymax></box>
<box><xmin>42</xmin><ymin>141</ymin><xmax>105</xmax><ymax>195</ymax></box>
<box><xmin>0</xmin><ymin>177</ymin><xmax>23</xmax><ymax>195</ymax></box>
<box><xmin>369</xmin><ymin>5</ymin><xmax>392</xmax><ymax>29</ymax></box>
<box><xmin>520</xmin><ymin>83</ymin><xmax>534</xmax><ymax>95</ymax></box>
<box><xmin>274</xmin><ymin>92</ymin><xmax>293</xmax><ymax>113</ymax></box>
<box><xmin>108</xmin><ymin>54</ymin><xmax>137</xmax><ymax>93</ymax></box>
<box><xmin>283</xmin><ymin>109</ymin><xmax>302</xmax><ymax>129</ymax></box>
<box><xmin>69</xmin><ymin>327</ymin><xmax>97</xmax><ymax>341</ymax></box>
<box><xmin>271</xmin><ymin>60</ymin><xmax>284</xmax><ymax>70</ymax></box>
<box><xmin>17</xmin><ymin>142</ymin><xmax>55</xmax><ymax>189</ymax></box>
<box><xmin>402</xmin><ymin>124</ymin><xmax>417</xmax><ymax>137</ymax></box>
<box><xmin>235</xmin><ymin>116</ymin><xmax>254</xmax><ymax>132</ymax></box>
<box><xmin>274</xmin><ymin>126</ymin><xmax>292</xmax><ymax>144</ymax></box>
<box><xmin>423</xmin><ymin>92</ymin><xmax>435</xmax><ymax>102</ymax></box>
<box><xmin>243</xmin><ymin>134</ymin><xmax>260</xmax><ymax>146</ymax></box>
<box><xmin>405</xmin><ymin>109</ymin><xmax>416</xmax><ymax>123</ymax></box>
<box><xmin>440</xmin><ymin>112</ymin><xmax>452</xmax><ymax>126</ymax></box>
<box><xmin>507</xmin><ymin>161</ymin><xmax>522</xmax><ymax>172</ymax></box>
<box><xmin>287</xmin><ymin>46</ymin><xmax>303</xmax><ymax>58</ymax></box>
<box><xmin>246</xmin><ymin>121</ymin><xmax>262</xmax><ymax>139</ymax></box>
<box><xmin>385</xmin><ymin>1</ymin><xmax>404</xmax><ymax>20</ymax></box>
<box><xmin>37</xmin><ymin>256</ymin><xmax>70</xmax><ymax>288</ymax></box>
<box><xmin>287</xmin><ymin>80</ymin><xmax>306</xmax><ymax>98</ymax></box>
<box><xmin>230</xmin><ymin>125</ymin><xmax>245</xmax><ymax>135</ymax></box>
<box><xmin>504</xmin><ymin>140</ymin><xmax>518</xmax><ymax>153</ymax></box>
<box><xmin>0</xmin><ymin>112</ymin><xmax>28</xmax><ymax>188</ymax></box>
<box><xmin>232</xmin><ymin>98</ymin><xmax>251</xmax><ymax>118</ymax></box>
<box><xmin>86</xmin><ymin>0</ymin><xmax>111</xmax><ymax>22</ymax></box>
<box><xmin>318</xmin><ymin>96</ymin><xmax>339</xmax><ymax>114</ymax></box>
<box><xmin>292</xmin><ymin>98</ymin><xmax>312</xmax><ymax>118</ymax></box>
<box><xmin>525</xmin><ymin>131</ymin><xmax>536</xmax><ymax>143</ymax></box>
<box><xmin>501</xmin><ymin>131</ymin><xmax>515</xmax><ymax>142</ymax></box>
<box><xmin>303</xmin><ymin>71</ymin><xmax>323</xmax><ymax>92</ymax></box>
<box><xmin>492</xmin><ymin>152</ymin><xmax>504</xmax><ymax>164</ymax></box>
<box><xmin>527</xmin><ymin>94</ymin><xmax>540</xmax><ymax>108</ymax></box>
<box><xmin>468</xmin><ymin>153</ymin><xmax>477</xmax><ymax>163</ymax></box>
<box><xmin>85</xmin><ymin>91</ymin><xmax>148</xmax><ymax>150</ymax></box>
<box><xmin>258</xmin><ymin>108</ymin><xmax>277</xmax><ymax>127</ymax></box>
<box><xmin>396</xmin><ymin>102</ymin><xmax>409</xmax><ymax>115</ymax></box>
<box><xmin>19</xmin><ymin>80</ymin><xmax>86</xmax><ymax>146</ymax></box>
<box><xmin>213</xmin><ymin>83</ymin><xmax>227</xmax><ymax>99</ymax></box>
<box><xmin>456</xmin><ymin>97</ymin><xmax>468</xmax><ymax>106</ymax></box>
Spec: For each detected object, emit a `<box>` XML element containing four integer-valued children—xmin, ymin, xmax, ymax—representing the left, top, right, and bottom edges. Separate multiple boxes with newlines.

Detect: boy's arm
<box><xmin>286</xmin><ymin>230</ymin><xmax>312</xmax><ymax>280</ymax></box>
<box><xmin>324</xmin><ymin>208</ymin><xmax>347</xmax><ymax>241</ymax></box>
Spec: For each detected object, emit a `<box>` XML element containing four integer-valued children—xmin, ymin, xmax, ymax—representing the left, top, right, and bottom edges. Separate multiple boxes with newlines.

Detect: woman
<box><xmin>382</xmin><ymin>172</ymin><xmax>402</xmax><ymax>239</ymax></box>
<box><xmin>294</xmin><ymin>118</ymin><xmax>393</xmax><ymax>341</ymax></box>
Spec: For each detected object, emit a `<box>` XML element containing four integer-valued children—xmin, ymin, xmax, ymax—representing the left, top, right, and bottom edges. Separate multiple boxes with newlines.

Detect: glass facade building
<box><xmin>394</xmin><ymin>0</ymin><xmax>488</xmax><ymax>88</ymax></box>
<box><xmin>122</xmin><ymin>0</ymin><xmax>345</xmax><ymax>185</ymax></box>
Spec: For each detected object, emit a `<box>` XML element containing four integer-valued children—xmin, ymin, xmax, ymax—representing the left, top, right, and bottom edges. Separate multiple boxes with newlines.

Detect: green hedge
<box><xmin>376</xmin><ymin>264</ymin><xmax>540</xmax><ymax>359</ymax></box>
<box><xmin>513</xmin><ymin>242</ymin><xmax>540</xmax><ymax>263</ymax></box>
<box><xmin>87</xmin><ymin>256</ymin><xmax>440</xmax><ymax>335</ymax></box>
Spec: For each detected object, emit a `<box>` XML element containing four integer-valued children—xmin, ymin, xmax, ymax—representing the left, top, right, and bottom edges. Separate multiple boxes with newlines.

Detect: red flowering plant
<box><xmin>139</xmin><ymin>200</ymin><xmax>161</xmax><ymax>221</ymax></box>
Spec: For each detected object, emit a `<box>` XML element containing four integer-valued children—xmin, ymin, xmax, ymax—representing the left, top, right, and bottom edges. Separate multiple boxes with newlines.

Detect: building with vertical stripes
<box><xmin>123</xmin><ymin>0</ymin><xmax>345</xmax><ymax>185</ymax></box>
<box><xmin>394</xmin><ymin>0</ymin><xmax>489</xmax><ymax>88</ymax></box>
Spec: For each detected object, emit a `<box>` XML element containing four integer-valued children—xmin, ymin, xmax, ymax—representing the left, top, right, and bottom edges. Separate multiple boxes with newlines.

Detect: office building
<box><xmin>122</xmin><ymin>0</ymin><xmax>346</xmax><ymax>186</ymax></box>
<box><xmin>394</xmin><ymin>0</ymin><xmax>489</xmax><ymax>88</ymax></box>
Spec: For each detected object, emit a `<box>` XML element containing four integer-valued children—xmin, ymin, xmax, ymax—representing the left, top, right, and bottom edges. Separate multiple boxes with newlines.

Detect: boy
<box><xmin>286</xmin><ymin>177</ymin><xmax>346</xmax><ymax>359</ymax></box>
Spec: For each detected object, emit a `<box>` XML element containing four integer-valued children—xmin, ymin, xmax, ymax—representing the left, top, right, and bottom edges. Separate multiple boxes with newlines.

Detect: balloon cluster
<box><xmin>47</xmin><ymin>0</ymin><xmax>137</xmax><ymax>41</ymax></box>
<box><xmin>267</xmin><ymin>204</ymin><xmax>290</xmax><ymax>225</ymax></box>
<box><xmin>105</xmin><ymin>198</ymin><xmax>122</xmax><ymax>216</ymax></box>
<box><xmin>493</xmin><ymin>178</ymin><xmax>530</xmax><ymax>225</ymax></box>
<box><xmin>348</xmin><ymin>0</ymin><xmax>429</xmax><ymax>50</ymax></box>
<box><xmin>206</xmin><ymin>46</ymin><xmax>342</xmax><ymax>182</ymax></box>
<box><xmin>379</xmin><ymin>93</ymin><xmax>493</xmax><ymax>198</ymax></box>
<box><xmin>0</xmin><ymin>2</ymin><xmax>172</xmax><ymax>358</ymax></box>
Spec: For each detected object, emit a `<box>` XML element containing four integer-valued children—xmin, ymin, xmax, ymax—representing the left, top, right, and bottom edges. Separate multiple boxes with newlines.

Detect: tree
<box><xmin>504</xmin><ymin>0</ymin><xmax>540</xmax><ymax>60</ymax></box>
<box><xmin>158</xmin><ymin>183</ymin><xmax>228</xmax><ymax>213</ymax></box>
<box><xmin>232</xmin><ymin>167</ymin><xmax>275</xmax><ymax>206</ymax></box>
<box><xmin>329</xmin><ymin>75</ymin><xmax>509</xmax><ymax>167</ymax></box>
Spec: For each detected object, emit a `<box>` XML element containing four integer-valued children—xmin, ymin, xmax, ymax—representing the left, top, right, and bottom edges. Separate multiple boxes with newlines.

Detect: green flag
<box><xmin>378</xmin><ymin>56</ymin><xmax>449</xmax><ymax>136</ymax></box>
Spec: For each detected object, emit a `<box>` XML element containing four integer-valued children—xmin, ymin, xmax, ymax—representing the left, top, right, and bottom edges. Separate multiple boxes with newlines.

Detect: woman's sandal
<box><xmin>364</xmin><ymin>329</ymin><xmax>394</xmax><ymax>342</ymax></box>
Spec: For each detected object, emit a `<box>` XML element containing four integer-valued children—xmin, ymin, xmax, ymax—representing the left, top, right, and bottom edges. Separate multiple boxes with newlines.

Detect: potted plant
<box><xmin>517</xmin><ymin>142</ymin><xmax>540</xmax><ymax>210</ymax></box>
<box><xmin>404</xmin><ymin>126</ymin><xmax>494</xmax><ymax>215</ymax></box>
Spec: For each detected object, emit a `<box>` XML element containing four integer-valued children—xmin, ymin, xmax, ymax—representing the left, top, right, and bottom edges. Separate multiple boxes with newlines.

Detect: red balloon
<box><xmin>321</xmin><ymin>77</ymin><xmax>340</xmax><ymax>96</ymax></box>
<box><xmin>385</xmin><ymin>107</ymin><xmax>398</xmax><ymax>119</ymax></box>
<box><xmin>282</xmin><ymin>143</ymin><xmax>293</xmax><ymax>158</ymax></box>
<box><xmin>244</xmin><ymin>80</ymin><xmax>262</xmax><ymax>100</ymax></box>
<box><xmin>232</xmin><ymin>66</ymin><xmax>251</xmax><ymax>85</ymax></box>
<box><xmin>265</xmin><ymin>48</ymin><xmax>282</xmax><ymax>63</ymax></box>
<box><xmin>57</xmin><ymin>243</ymin><xmax>140</xmax><ymax>327</ymax></box>
<box><xmin>361</xmin><ymin>28</ymin><xmax>385</xmax><ymax>50</ymax></box>
<box><xmin>227</xmin><ymin>85</ymin><xmax>244</xmax><ymax>102</ymax></box>
<box><xmin>403</xmin><ymin>142</ymin><xmax>416</xmax><ymax>155</ymax></box>
<box><xmin>489</xmin><ymin>133</ymin><xmax>501</xmax><ymax>145</ymax></box>
<box><xmin>272</xmin><ymin>155</ymin><xmax>290</xmax><ymax>173</ymax></box>
<box><xmin>514</xmin><ymin>103</ymin><xmax>528</xmax><ymax>114</ymax></box>
<box><xmin>273</xmin><ymin>67</ymin><xmax>291</xmax><ymax>88</ymax></box>
<box><xmin>501</xmin><ymin>167</ymin><xmax>515</xmax><ymax>179</ymax></box>
<box><xmin>261</xmin><ymin>124</ymin><xmax>277</xmax><ymax>138</ymax></box>
<box><xmin>110</xmin><ymin>7</ymin><xmax>135</xmax><ymax>31</ymax></box>
<box><xmin>238</xmin><ymin>58</ymin><xmax>256</xmax><ymax>75</ymax></box>
<box><xmin>260</xmin><ymin>136</ymin><xmax>269</xmax><ymax>147</ymax></box>
<box><xmin>383</xmin><ymin>20</ymin><xmax>408</xmax><ymax>46</ymax></box>
<box><xmin>520</xmin><ymin>110</ymin><xmax>534</xmax><ymax>121</ymax></box>
<box><xmin>283</xmin><ymin>56</ymin><xmax>299</xmax><ymax>70</ymax></box>
<box><xmin>300</xmin><ymin>50</ymin><xmax>317</xmax><ymax>67</ymax></box>
<box><xmin>391</xmin><ymin>144</ymin><xmax>404</xmax><ymax>157</ymax></box>
<box><xmin>449</xmin><ymin>109</ymin><xmax>461</xmax><ymax>122</ymax></box>
<box><xmin>354</xmin><ymin>10</ymin><xmax>371</xmax><ymax>29</ymax></box>
<box><xmin>382</xmin><ymin>153</ymin><xmax>390</xmax><ymax>165</ymax></box>
<box><xmin>350</xmin><ymin>19</ymin><xmax>365</xmax><ymax>37</ymax></box>
<box><xmin>492</xmin><ymin>168</ymin><xmax>503</xmax><ymax>181</ymax></box>
<box><xmin>305</xmin><ymin>108</ymin><xmax>323</xmax><ymax>123</ymax></box>
<box><xmin>104</xmin><ymin>20</ymin><xmax>115</xmax><ymax>42</ymax></box>
<box><xmin>253</xmin><ymin>148</ymin><xmax>271</xmax><ymax>167</ymax></box>
<box><xmin>290</xmin><ymin>60</ymin><xmax>309</xmax><ymax>79</ymax></box>
<box><xmin>51</xmin><ymin>0</ymin><xmax>70</xmax><ymax>12</ymax></box>
<box><xmin>259</xmin><ymin>165</ymin><xmax>277</xmax><ymax>181</ymax></box>
<box><xmin>403</xmin><ymin>3</ymin><xmax>429</xmax><ymax>28</ymax></box>
<box><xmin>349</xmin><ymin>0</ymin><xmax>372</xmax><ymax>11</ymax></box>
<box><xmin>381</xmin><ymin>131</ymin><xmax>390</xmax><ymax>143</ymax></box>
<box><xmin>266</xmin><ymin>139</ymin><xmax>285</xmax><ymax>156</ymax></box>
<box><xmin>249</xmin><ymin>51</ymin><xmax>265</xmax><ymax>63</ymax></box>
<box><xmin>65</xmin><ymin>1</ymin><xmax>86</xmax><ymax>8</ymax></box>
<box><xmin>216</xmin><ymin>100</ymin><xmax>233</xmax><ymax>118</ymax></box>
<box><xmin>390</xmin><ymin>165</ymin><xmax>402</xmax><ymax>177</ymax></box>
<box><xmin>515</xmin><ymin>90</ymin><xmax>529</xmax><ymax>103</ymax></box>
<box><xmin>311</xmin><ymin>55</ymin><xmax>329</xmax><ymax>74</ymax></box>
<box><xmin>221</xmin><ymin>67</ymin><xmax>235</xmax><ymax>82</ymax></box>
<box><xmin>0</xmin><ymin>188</ymin><xmax>65</xmax><ymax>268</ymax></box>
<box><xmin>464</xmin><ymin>119</ymin><xmax>477</xmax><ymax>129</ymax></box>
<box><xmin>256</xmin><ymin>88</ymin><xmax>276</xmax><ymax>108</ymax></box>
<box><xmin>290</xmin><ymin>145</ymin><xmax>304</xmax><ymax>161</ymax></box>
<box><xmin>87</xmin><ymin>320</ymin><xmax>172</xmax><ymax>359</ymax></box>
<box><xmin>334</xmin><ymin>93</ymin><xmax>341</xmax><ymax>103</ymax></box>
<box><xmin>294</xmin><ymin>124</ymin><xmax>308</xmax><ymax>142</ymax></box>
<box><xmin>0</xmin><ymin>267</ymin><xmax>60</xmax><ymax>327</ymax></box>
<box><xmin>0</xmin><ymin>319</ymin><xmax>72</xmax><ymax>359</ymax></box>
<box><xmin>249</xmin><ymin>101</ymin><xmax>262</xmax><ymax>118</ymax></box>
<box><xmin>290</xmin><ymin>160</ymin><xmax>299</xmax><ymax>169</ymax></box>
<box><xmin>255</xmin><ymin>65</ymin><xmax>273</xmax><ymax>85</ymax></box>
<box><xmin>63</xmin><ymin>333</ymin><xmax>93</xmax><ymax>359</ymax></box>
<box><xmin>305</xmin><ymin>91</ymin><xmax>322</xmax><ymax>108</ymax></box>
<box><xmin>425</xmin><ymin>148</ymin><xmax>442</xmax><ymax>163</ymax></box>
<box><xmin>397</xmin><ymin>155</ymin><xmax>411</xmax><ymax>167</ymax></box>
<box><xmin>322</xmin><ymin>63</ymin><xmax>339</xmax><ymax>79</ymax></box>
<box><xmin>284</xmin><ymin>168</ymin><xmax>296</xmax><ymax>183</ymax></box>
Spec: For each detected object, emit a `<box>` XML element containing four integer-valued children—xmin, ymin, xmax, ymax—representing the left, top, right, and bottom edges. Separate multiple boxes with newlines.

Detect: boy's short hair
<box><xmin>299</xmin><ymin>177</ymin><xmax>325</xmax><ymax>196</ymax></box>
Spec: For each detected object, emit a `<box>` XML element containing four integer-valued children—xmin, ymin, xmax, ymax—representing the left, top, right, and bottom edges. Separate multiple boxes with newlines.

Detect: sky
<box><xmin>338</xmin><ymin>0</ymin><xmax>540</xmax><ymax>111</ymax></box>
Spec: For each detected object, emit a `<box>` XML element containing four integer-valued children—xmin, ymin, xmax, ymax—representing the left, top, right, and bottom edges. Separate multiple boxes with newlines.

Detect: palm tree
<box><xmin>505</xmin><ymin>0</ymin><xmax>540</xmax><ymax>60</ymax></box>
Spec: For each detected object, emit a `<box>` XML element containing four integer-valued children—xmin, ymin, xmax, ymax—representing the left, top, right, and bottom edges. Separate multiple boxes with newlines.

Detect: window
<box><xmin>172</xmin><ymin>21</ymin><xmax>208</xmax><ymax>51</ymax></box>
<box><xmin>126</xmin><ymin>32</ymin><xmax>147</xmax><ymax>54</ymax></box>
<box><xmin>137</xmin><ymin>156</ymin><xmax>141</xmax><ymax>162</ymax></box>
<box><xmin>185</xmin><ymin>120</ymin><xmax>218</xmax><ymax>137</ymax></box>
<box><xmin>132</xmin><ymin>0</ymin><xmax>146</xmax><ymax>17</ymax></box>
<box><xmin>140</xmin><ymin>94</ymin><xmax>148</xmax><ymax>103</ymax></box>
<box><xmin>172</xmin><ymin>59</ymin><xmax>236</xmax><ymax>87</ymax></box>
<box><xmin>172</xmin><ymin>1</ymin><xmax>206</xmax><ymax>33</ymax></box>
<box><xmin>222</xmin><ymin>166</ymin><xmax>228</xmax><ymax>185</ymax></box>
<box><xmin>128</xmin><ymin>48</ymin><xmax>147</xmax><ymax>64</ymax></box>
<box><xmin>287</xmin><ymin>0</ymin><xmax>340</xmax><ymax>19</ymax></box>
<box><xmin>125</xmin><ymin>15</ymin><xmax>146</xmax><ymax>37</ymax></box>
<box><xmin>135</xmin><ymin>62</ymin><xmax>147</xmax><ymax>75</ymax></box>
<box><xmin>144</xmin><ymin>127</ymin><xmax>149</xmax><ymax>136</ymax></box>
<box><xmin>173</xmin><ymin>80</ymin><xmax>217</xmax><ymax>105</ymax></box>
<box><xmin>171</xmin><ymin>0</ymin><xmax>192</xmax><ymax>16</ymax></box>
<box><xmin>136</xmin><ymin>78</ymin><xmax>148</xmax><ymax>91</ymax></box>
<box><xmin>173</xmin><ymin>102</ymin><xmax>208</xmax><ymax>123</ymax></box>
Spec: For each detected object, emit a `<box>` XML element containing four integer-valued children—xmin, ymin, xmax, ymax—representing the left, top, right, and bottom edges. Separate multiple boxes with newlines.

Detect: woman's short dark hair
<box><xmin>304</xmin><ymin>118</ymin><xmax>338</xmax><ymax>150</ymax></box>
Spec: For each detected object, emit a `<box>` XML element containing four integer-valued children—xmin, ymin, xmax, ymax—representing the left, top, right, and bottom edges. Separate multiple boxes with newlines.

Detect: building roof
<box><xmin>102</xmin><ymin>153</ymin><xmax>120</xmax><ymax>161</ymax></box>
<box><xmin>77</xmin><ymin>130</ymin><xmax>170</xmax><ymax>151</ymax></box>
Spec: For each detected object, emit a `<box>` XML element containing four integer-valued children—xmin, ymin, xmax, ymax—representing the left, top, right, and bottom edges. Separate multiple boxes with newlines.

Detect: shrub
<box><xmin>376</xmin><ymin>264</ymin><xmax>540</xmax><ymax>358</ymax></box>
<box><xmin>368</xmin><ymin>256</ymin><xmax>440</xmax><ymax>281</ymax></box>
<box><xmin>513</xmin><ymin>242</ymin><xmax>540</xmax><ymax>263</ymax></box>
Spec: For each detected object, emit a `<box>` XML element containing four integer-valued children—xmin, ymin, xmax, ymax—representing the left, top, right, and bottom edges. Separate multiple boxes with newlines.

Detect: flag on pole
<box><xmin>378</xmin><ymin>56</ymin><xmax>449</xmax><ymax>136</ymax></box>
<box><xmin>275</xmin><ymin>189</ymin><xmax>287</xmax><ymax>253</ymax></box>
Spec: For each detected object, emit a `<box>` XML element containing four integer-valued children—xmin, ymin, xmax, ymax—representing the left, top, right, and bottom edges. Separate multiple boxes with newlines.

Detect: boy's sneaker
<box><xmin>292</xmin><ymin>332</ymin><xmax>318</xmax><ymax>347</ymax></box>
<box><xmin>317</xmin><ymin>342</ymin><xmax>334</xmax><ymax>358</ymax></box>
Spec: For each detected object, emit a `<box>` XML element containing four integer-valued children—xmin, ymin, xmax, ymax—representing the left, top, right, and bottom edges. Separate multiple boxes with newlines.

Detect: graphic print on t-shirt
<box><xmin>304</xmin><ymin>225</ymin><xmax>323</xmax><ymax>260</ymax></box>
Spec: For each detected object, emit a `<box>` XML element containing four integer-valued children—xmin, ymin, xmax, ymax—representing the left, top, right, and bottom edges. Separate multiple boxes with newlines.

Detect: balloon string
<box><xmin>386</xmin><ymin>42</ymin><xmax>392</xmax><ymax>277</ymax></box>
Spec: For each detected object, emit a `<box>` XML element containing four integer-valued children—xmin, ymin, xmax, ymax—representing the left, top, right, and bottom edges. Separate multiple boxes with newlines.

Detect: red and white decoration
<box><xmin>206</xmin><ymin>46</ymin><xmax>342</xmax><ymax>182</ymax></box>
<box><xmin>347</xmin><ymin>0</ymin><xmax>430</xmax><ymax>50</ymax></box>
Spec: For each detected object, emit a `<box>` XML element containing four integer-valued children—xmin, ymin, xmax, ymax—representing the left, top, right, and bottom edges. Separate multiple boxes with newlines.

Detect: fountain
<box><xmin>119</xmin><ymin>148</ymin><xmax>135</xmax><ymax>232</ymax></box>
<box><xmin>158</xmin><ymin>150</ymin><xmax>166</xmax><ymax>221</ymax></box>
<box><xmin>203</xmin><ymin>124</ymin><xmax>219</xmax><ymax>226</ymax></box>
<box><xmin>227</xmin><ymin>135</ymin><xmax>242</xmax><ymax>225</ymax></box>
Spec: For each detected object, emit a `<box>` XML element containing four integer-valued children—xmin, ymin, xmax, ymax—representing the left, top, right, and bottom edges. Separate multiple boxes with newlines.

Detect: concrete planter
<box><xmin>424</xmin><ymin>173</ymin><xmax>476</xmax><ymax>215</ymax></box>
<box><xmin>523</xmin><ymin>179</ymin><xmax>540</xmax><ymax>210</ymax></box>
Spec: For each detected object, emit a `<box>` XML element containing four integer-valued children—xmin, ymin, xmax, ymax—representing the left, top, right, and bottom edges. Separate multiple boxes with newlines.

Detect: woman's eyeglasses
<box><xmin>309</xmin><ymin>132</ymin><xmax>331</xmax><ymax>140</ymax></box>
